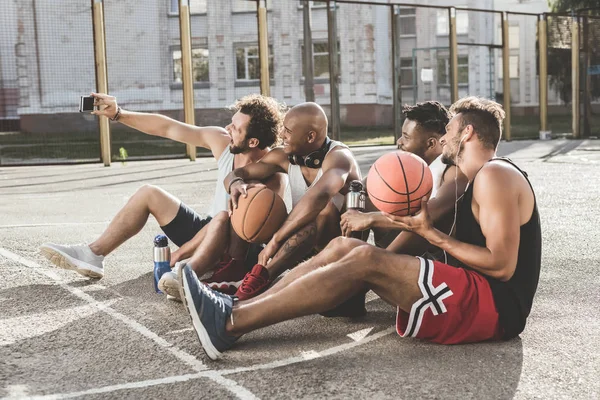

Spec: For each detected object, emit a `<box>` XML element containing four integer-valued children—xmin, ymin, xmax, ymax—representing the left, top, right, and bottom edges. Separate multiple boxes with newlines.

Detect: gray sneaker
<box><xmin>158</xmin><ymin>262</ymin><xmax>182</xmax><ymax>302</ymax></box>
<box><xmin>40</xmin><ymin>243</ymin><xmax>104</xmax><ymax>279</ymax></box>
<box><xmin>180</xmin><ymin>263</ymin><xmax>239</xmax><ymax>360</ymax></box>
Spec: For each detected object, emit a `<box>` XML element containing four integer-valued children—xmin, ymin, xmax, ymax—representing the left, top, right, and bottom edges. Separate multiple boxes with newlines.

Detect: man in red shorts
<box><xmin>178</xmin><ymin>96</ymin><xmax>542</xmax><ymax>359</ymax></box>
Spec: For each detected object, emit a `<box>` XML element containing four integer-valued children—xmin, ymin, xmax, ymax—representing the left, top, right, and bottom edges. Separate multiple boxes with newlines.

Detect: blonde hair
<box><xmin>450</xmin><ymin>96</ymin><xmax>506</xmax><ymax>149</ymax></box>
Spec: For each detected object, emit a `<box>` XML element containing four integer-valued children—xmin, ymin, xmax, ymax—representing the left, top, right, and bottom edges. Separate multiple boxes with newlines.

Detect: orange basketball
<box><xmin>231</xmin><ymin>186</ymin><xmax>288</xmax><ymax>244</ymax></box>
<box><xmin>366</xmin><ymin>151</ymin><xmax>433</xmax><ymax>216</ymax></box>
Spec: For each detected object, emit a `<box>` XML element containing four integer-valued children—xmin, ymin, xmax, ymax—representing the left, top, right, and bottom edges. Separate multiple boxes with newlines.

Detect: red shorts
<box><xmin>396</xmin><ymin>257</ymin><xmax>503</xmax><ymax>344</ymax></box>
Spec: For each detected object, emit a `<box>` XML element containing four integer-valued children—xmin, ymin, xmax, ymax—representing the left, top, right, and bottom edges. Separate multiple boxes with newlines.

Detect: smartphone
<box><xmin>79</xmin><ymin>96</ymin><xmax>95</xmax><ymax>112</ymax></box>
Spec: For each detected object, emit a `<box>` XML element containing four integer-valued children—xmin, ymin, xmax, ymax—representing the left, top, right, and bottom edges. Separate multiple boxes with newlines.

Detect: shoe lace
<box><xmin>200</xmin><ymin>283</ymin><xmax>226</xmax><ymax>313</ymax></box>
<box><xmin>238</xmin><ymin>271</ymin><xmax>265</xmax><ymax>294</ymax></box>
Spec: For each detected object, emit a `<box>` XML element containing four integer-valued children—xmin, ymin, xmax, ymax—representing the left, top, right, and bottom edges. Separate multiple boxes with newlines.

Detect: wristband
<box><xmin>227</xmin><ymin>177</ymin><xmax>244</xmax><ymax>194</ymax></box>
<box><xmin>110</xmin><ymin>106</ymin><xmax>122</xmax><ymax>122</ymax></box>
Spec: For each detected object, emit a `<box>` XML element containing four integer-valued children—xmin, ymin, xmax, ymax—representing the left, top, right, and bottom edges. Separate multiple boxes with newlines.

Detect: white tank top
<box><xmin>284</xmin><ymin>140</ymin><xmax>347</xmax><ymax>212</ymax></box>
<box><xmin>428</xmin><ymin>154</ymin><xmax>447</xmax><ymax>199</ymax></box>
<box><xmin>209</xmin><ymin>146</ymin><xmax>234</xmax><ymax>217</ymax></box>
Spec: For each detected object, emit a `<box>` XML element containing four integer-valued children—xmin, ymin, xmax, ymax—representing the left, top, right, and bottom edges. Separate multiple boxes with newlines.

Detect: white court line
<box><xmin>0</xmin><ymin>222</ymin><xmax>109</xmax><ymax>229</ymax></box>
<box><xmin>0</xmin><ymin>247</ymin><xmax>206</xmax><ymax>373</ymax></box>
<box><xmin>18</xmin><ymin>326</ymin><xmax>395</xmax><ymax>400</ymax></box>
<box><xmin>2</xmin><ymin>247</ymin><xmax>394</xmax><ymax>399</ymax></box>
<box><xmin>0</xmin><ymin>300</ymin><xmax>117</xmax><ymax>346</ymax></box>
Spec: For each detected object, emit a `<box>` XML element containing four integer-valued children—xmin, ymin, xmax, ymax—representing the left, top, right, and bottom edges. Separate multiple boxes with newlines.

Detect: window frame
<box><xmin>169</xmin><ymin>43</ymin><xmax>211</xmax><ymax>89</ymax></box>
<box><xmin>234</xmin><ymin>43</ymin><xmax>274</xmax><ymax>86</ymax></box>
<box><xmin>437</xmin><ymin>54</ymin><xmax>469</xmax><ymax>86</ymax></box>
<box><xmin>399</xmin><ymin>57</ymin><xmax>414</xmax><ymax>88</ymax></box>
<box><xmin>297</xmin><ymin>1</ymin><xmax>328</xmax><ymax>9</ymax></box>
<box><xmin>397</xmin><ymin>7</ymin><xmax>417</xmax><ymax>38</ymax></box>
<box><xmin>168</xmin><ymin>0</ymin><xmax>207</xmax><ymax>16</ymax></box>
<box><xmin>300</xmin><ymin>40</ymin><xmax>341</xmax><ymax>84</ymax></box>
<box><xmin>233</xmin><ymin>0</ymin><xmax>272</xmax><ymax>13</ymax></box>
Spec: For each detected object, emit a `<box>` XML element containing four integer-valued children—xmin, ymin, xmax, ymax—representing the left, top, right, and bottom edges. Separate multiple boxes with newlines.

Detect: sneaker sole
<box><xmin>40</xmin><ymin>246</ymin><xmax>104</xmax><ymax>279</ymax></box>
<box><xmin>158</xmin><ymin>278</ymin><xmax>182</xmax><ymax>302</ymax></box>
<box><xmin>181</xmin><ymin>269</ymin><xmax>222</xmax><ymax>361</ymax></box>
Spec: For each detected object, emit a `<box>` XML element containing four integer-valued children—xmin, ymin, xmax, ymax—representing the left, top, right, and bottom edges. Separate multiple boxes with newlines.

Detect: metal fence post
<box><xmin>571</xmin><ymin>13</ymin><xmax>580</xmax><ymax>138</ymax></box>
<box><xmin>391</xmin><ymin>5</ymin><xmax>401</xmax><ymax>143</ymax></box>
<box><xmin>91</xmin><ymin>0</ymin><xmax>111</xmax><ymax>166</ymax></box>
<box><xmin>258</xmin><ymin>0</ymin><xmax>270</xmax><ymax>96</ymax></box>
<box><xmin>303</xmin><ymin>1</ymin><xmax>315</xmax><ymax>102</ymax></box>
<box><xmin>502</xmin><ymin>12</ymin><xmax>512</xmax><ymax>141</ymax></box>
<box><xmin>538</xmin><ymin>14</ymin><xmax>548</xmax><ymax>135</ymax></box>
<box><xmin>179</xmin><ymin>0</ymin><xmax>196</xmax><ymax>160</ymax></box>
<box><xmin>327</xmin><ymin>0</ymin><xmax>340</xmax><ymax>141</ymax></box>
<box><xmin>449</xmin><ymin>7</ymin><xmax>458</xmax><ymax>105</ymax></box>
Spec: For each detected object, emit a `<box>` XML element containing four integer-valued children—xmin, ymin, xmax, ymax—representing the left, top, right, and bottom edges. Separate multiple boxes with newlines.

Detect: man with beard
<box><xmin>340</xmin><ymin>101</ymin><xmax>468</xmax><ymax>252</ymax></box>
<box><xmin>168</xmin><ymin>102</ymin><xmax>361</xmax><ymax>303</ymax></box>
<box><xmin>40</xmin><ymin>93</ymin><xmax>286</xmax><ymax>289</ymax></box>
<box><xmin>178</xmin><ymin>97</ymin><xmax>542</xmax><ymax>360</ymax></box>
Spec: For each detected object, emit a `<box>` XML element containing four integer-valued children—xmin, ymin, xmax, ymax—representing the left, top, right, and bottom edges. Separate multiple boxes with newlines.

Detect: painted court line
<box><xmin>0</xmin><ymin>222</ymin><xmax>109</xmax><ymax>229</ymax></box>
<box><xmin>0</xmin><ymin>247</ymin><xmax>207</xmax><ymax>373</ymax></box>
<box><xmin>18</xmin><ymin>326</ymin><xmax>395</xmax><ymax>400</ymax></box>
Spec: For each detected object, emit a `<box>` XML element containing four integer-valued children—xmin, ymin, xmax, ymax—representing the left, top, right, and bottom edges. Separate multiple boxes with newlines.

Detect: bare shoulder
<box><xmin>473</xmin><ymin>161</ymin><xmax>526</xmax><ymax>197</ymax></box>
<box><xmin>323</xmin><ymin>146</ymin><xmax>355</xmax><ymax>169</ymax></box>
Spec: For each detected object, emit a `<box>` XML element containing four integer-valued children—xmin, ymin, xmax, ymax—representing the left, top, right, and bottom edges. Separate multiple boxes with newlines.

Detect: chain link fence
<box><xmin>1</xmin><ymin>1</ymin><xmax>596</xmax><ymax>166</ymax></box>
<box><xmin>0</xmin><ymin>0</ymin><xmax>100</xmax><ymax>166</ymax></box>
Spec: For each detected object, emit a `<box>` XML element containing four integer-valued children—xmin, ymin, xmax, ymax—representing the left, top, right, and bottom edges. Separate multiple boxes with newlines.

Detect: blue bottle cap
<box><xmin>154</xmin><ymin>234</ymin><xmax>168</xmax><ymax>247</ymax></box>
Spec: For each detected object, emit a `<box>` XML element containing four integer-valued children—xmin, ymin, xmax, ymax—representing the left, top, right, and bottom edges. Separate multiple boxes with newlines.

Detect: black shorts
<box><xmin>160</xmin><ymin>202</ymin><xmax>263</xmax><ymax>265</ymax></box>
<box><xmin>160</xmin><ymin>202</ymin><xmax>212</xmax><ymax>247</ymax></box>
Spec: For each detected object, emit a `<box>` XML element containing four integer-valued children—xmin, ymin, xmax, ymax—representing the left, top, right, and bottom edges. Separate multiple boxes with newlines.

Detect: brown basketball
<box><xmin>231</xmin><ymin>186</ymin><xmax>288</xmax><ymax>244</ymax></box>
<box><xmin>366</xmin><ymin>150</ymin><xmax>433</xmax><ymax>216</ymax></box>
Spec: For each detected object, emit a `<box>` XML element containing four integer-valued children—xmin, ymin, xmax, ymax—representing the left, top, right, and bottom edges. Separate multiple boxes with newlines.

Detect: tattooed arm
<box><xmin>258</xmin><ymin>222</ymin><xmax>318</xmax><ymax>277</ymax></box>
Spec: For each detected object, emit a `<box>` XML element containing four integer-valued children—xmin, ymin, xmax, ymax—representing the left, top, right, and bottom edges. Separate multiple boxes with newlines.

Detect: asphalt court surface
<box><xmin>0</xmin><ymin>140</ymin><xmax>599</xmax><ymax>399</ymax></box>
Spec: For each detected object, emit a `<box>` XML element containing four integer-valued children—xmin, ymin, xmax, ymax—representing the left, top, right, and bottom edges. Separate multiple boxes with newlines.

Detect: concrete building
<box><xmin>0</xmin><ymin>0</ymin><xmax>569</xmax><ymax>133</ymax></box>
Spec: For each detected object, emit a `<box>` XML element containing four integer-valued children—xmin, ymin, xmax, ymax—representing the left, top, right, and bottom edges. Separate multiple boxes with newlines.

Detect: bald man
<box><xmin>169</xmin><ymin>102</ymin><xmax>361</xmax><ymax>302</ymax></box>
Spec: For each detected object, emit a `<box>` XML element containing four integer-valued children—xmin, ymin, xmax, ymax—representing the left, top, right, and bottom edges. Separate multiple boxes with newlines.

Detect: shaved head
<box><xmin>286</xmin><ymin>102</ymin><xmax>328</xmax><ymax>140</ymax></box>
<box><xmin>282</xmin><ymin>102</ymin><xmax>329</xmax><ymax>156</ymax></box>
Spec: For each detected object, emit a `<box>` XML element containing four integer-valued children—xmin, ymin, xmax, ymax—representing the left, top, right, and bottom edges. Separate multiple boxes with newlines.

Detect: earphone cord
<box><xmin>443</xmin><ymin>165</ymin><xmax>464</xmax><ymax>265</ymax></box>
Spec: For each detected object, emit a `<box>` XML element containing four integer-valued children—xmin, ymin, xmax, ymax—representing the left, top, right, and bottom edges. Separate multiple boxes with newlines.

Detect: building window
<box><xmin>398</xmin><ymin>7</ymin><xmax>416</xmax><ymax>36</ymax></box>
<box><xmin>437</xmin><ymin>9</ymin><xmax>469</xmax><ymax>35</ymax></box>
<box><xmin>301</xmin><ymin>41</ymin><xmax>341</xmax><ymax>80</ymax></box>
<box><xmin>170</xmin><ymin>0</ymin><xmax>207</xmax><ymax>15</ymax></box>
<box><xmin>233</xmin><ymin>0</ymin><xmax>272</xmax><ymax>12</ymax></box>
<box><xmin>235</xmin><ymin>45</ymin><xmax>273</xmax><ymax>81</ymax></box>
<box><xmin>437</xmin><ymin>55</ymin><xmax>469</xmax><ymax>85</ymax></box>
<box><xmin>400</xmin><ymin>58</ymin><xmax>414</xmax><ymax>87</ymax></box>
<box><xmin>172</xmin><ymin>47</ymin><xmax>210</xmax><ymax>84</ymax></box>
<box><xmin>498</xmin><ymin>55</ymin><xmax>519</xmax><ymax>78</ymax></box>
<box><xmin>298</xmin><ymin>1</ymin><xmax>327</xmax><ymax>8</ymax></box>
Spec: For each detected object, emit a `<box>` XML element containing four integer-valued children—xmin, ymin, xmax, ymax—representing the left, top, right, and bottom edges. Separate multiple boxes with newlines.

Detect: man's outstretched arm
<box><xmin>91</xmin><ymin>92</ymin><xmax>229</xmax><ymax>159</ymax></box>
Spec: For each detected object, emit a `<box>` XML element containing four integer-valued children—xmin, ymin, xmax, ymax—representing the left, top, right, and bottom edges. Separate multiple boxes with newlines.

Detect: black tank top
<box><xmin>453</xmin><ymin>157</ymin><xmax>542</xmax><ymax>339</ymax></box>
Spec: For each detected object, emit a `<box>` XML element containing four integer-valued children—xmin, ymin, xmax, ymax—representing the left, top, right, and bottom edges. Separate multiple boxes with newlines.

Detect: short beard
<box><xmin>441</xmin><ymin>136</ymin><xmax>463</xmax><ymax>165</ymax></box>
<box><xmin>229</xmin><ymin>142</ymin><xmax>249</xmax><ymax>154</ymax></box>
<box><xmin>441</xmin><ymin>153</ymin><xmax>455</xmax><ymax>166</ymax></box>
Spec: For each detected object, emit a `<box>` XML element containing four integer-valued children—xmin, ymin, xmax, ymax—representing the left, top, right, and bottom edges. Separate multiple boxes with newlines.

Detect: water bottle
<box><xmin>346</xmin><ymin>180</ymin><xmax>366</xmax><ymax>239</ymax></box>
<box><xmin>153</xmin><ymin>234</ymin><xmax>172</xmax><ymax>294</ymax></box>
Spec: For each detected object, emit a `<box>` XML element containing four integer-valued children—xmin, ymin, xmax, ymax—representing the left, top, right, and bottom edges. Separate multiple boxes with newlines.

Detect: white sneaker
<box><xmin>158</xmin><ymin>262</ymin><xmax>183</xmax><ymax>302</ymax></box>
<box><xmin>40</xmin><ymin>243</ymin><xmax>104</xmax><ymax>279</ymax></box>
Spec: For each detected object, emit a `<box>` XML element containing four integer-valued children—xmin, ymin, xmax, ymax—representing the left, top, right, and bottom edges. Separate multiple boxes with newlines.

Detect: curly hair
<box><xmin>450</xmin><ymin>96</ymin><xmax>506</xmax><ymax>150</ymax></box>
<box><xmin>229</xmin><ymin>94</ymin><xmax>287</xmax><ymax>149</ymax></box>
<box><xmin>402</xmin><ymin>101</ymin><xmax>450</xmax><ymax>136</ymax></box>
